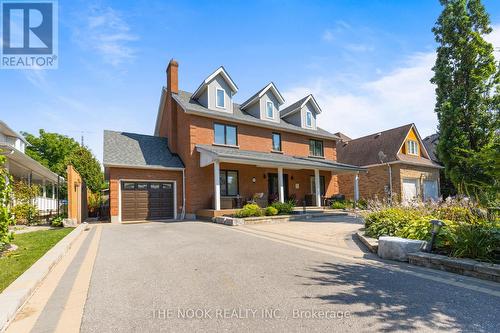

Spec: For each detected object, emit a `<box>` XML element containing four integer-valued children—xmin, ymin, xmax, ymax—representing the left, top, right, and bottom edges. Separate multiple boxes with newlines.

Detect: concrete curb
<box><xmin>0</xmin><ymin>224</ymin><xmax>86</xmax><ymax>332</ymax></box>
<box><xmin>408</xmin><ymin>252</ymin><xmax>500</xmax><ymax>283</ymax></box>
<box><xmin>354</xmin><ymin>232</ymin><xmax>378</xmax><ymax>253</ymax></box>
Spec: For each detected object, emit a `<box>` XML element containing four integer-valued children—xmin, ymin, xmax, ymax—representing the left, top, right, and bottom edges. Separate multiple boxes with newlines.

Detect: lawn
<box><xmin>0</xmin><ymin>228</ymin><xmax>74</xmax><ymax>292</ymax></box>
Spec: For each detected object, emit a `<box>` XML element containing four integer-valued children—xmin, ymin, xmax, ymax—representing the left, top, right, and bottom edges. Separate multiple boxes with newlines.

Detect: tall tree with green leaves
<box><xmin>431</xmin><ymin>0</ymin><xmax>500</xmax><ymax>204</ymax></box>
<box><xmin>23</xmin><ymin>130</ymin><xmax>105</xmax><ymax>193</ymax></box>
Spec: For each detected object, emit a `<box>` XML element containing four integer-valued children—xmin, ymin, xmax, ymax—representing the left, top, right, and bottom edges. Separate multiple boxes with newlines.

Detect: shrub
<box><xmin>271</xmin><ymin>201</ymin><xmax>295</xmax><ymax>215</ymax></box>
<box><xmin>50</xmin><ymin>216</ymin><xmax>64</xmax><ymax>227</ymax></box>
<box><xmin>11</xmin><ymin>203</ymin><xmax>39</xmax><ymax>225</ymax></box>
<box><xmin>331</xmin><ymin>201</ymin><xmax>346</xmax><ymax>209</ymax></box>
<box><xmin>364</xmin><ymin>208</ymin><xmax>424</xmax><ymax>238</ymax></box>
<box><xmin>0</xmin><ymin>156</ymin><xmax>14</xmax><ymax>249</ymax></box>
<box><xmin>449</xmin><ymin>224</ymin><xmax>500</xmax><ymax>261</ymax></box>
<box><xmin>235</xmin><ymin>204</ymin><xmax>263</xmax><ymax>218</ymax></box>
<box><xmin>265</xmin><ymin>206</ymin><xmax>278</xmax><ymax>216</ymax></box>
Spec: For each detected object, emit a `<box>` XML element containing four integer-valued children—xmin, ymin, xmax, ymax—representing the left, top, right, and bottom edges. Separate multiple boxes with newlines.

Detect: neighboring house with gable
<box><xmin>103</xmin><ymin>59</ymin><xmax>364</xmax><ymax>222</ymax></box>
<box><xmin>0</xmin><ymin>120</ymin><xmax>63</xmax><ymax>215</ymax></box>
<box><xmin>337</xmin><ymin>124</ymin><xmax>443</xmax><ymax>202</ymax></box>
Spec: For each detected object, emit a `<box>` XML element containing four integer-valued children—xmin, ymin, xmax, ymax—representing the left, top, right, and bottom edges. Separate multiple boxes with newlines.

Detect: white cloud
<box><xmin>485</xmin><ymin>24</ymin><xmax>500</xmax><ymax>61</ymax></box>
<box><xmin>322</xmin><ymin>30</ymin><xmax>334</xmax><ymax>42</ymax></box>
<box><xmin>282</xmin><ymin>52</ymin><xmax>438</xmax><ymax>139</ymax></box>
<box><xmin>73</xmin><ymin>6</ymin><xmax>138</xmax><ymax>67</ymax></box>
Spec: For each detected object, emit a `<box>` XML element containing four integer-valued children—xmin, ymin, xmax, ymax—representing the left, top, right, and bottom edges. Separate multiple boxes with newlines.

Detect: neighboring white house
<box><xmin>0</xmin><ymin>120</ymin><xmax>64</xmax><ymax>215</ymax></box>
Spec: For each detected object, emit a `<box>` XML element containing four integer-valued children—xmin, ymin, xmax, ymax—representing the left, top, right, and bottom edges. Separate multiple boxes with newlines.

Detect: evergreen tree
<box><xmin>431</xmin><ymin>0</ymin><xmax>499</xmax><ymax>204</ymax></box>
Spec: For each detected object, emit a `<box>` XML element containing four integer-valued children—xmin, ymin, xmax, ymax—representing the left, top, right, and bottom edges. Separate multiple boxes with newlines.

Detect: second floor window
<box><xmin>309</xmin><ymin>139</ymin><xmax>324</xmax><ymax>157</ymax></box>
<box><xmin>216</xmin><ymin>88</ymin><xmax>225</xmax><ymax>108</ymax></box>
<box><xmin>305</xmin><ymin>111</ymin><xmax>313</xmax><ymax>127</ymax></box>
<box><xmin>272</xmin><ymin>133</ymin><xmax>281</xmax><ymax>151</ymax></box>
<box><xmin>214</xmin><ymin>123</ymin><xmax>237</xmax><ymax>146</ymax></box>
<box><xmin>266</xmin><ymin>101</ymin><xmax>274</xmax><ymax>118</ymax></box>
<box><xmin>407</xmin><ymin>140</ymin><xmax>418</xmax><ymax>155</ymax></box>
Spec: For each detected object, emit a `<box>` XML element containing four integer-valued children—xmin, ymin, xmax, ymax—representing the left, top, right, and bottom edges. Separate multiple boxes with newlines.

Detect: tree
<box><xmin>431</xmin><ymin>0</ymin><xmax>500</xmax><ymax>204</ymax></box>
<box><xmin>23</xmin><ymin>130</ymin><xmax>105</xmax><ymax>193</ymax></box>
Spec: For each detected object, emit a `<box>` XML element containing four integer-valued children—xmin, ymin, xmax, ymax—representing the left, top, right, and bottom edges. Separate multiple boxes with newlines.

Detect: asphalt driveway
<box><xmin>80</xmin><ymin>220</ymin><xmax>500</xmax><ymax>333</ymax></box>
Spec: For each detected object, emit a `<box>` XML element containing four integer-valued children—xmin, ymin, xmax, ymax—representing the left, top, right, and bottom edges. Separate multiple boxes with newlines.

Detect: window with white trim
<box><xmin>305</xmin><ymin>111</ymin><xmax>313</xmax><ymax>127</ymax></box>
<box><xmin>266</xmin><ymin>101</ymin><xmax>274</xmax><ymax>118</ymax></box>
<box><xmin>216</xmin><ymin>88</ymin><xmax>225</xmax><ymax>108</ymax></box>
<box><xmin>407</xmin><ymin>140</ymin><xmax>418</xmax><ymax>155</ymax></box>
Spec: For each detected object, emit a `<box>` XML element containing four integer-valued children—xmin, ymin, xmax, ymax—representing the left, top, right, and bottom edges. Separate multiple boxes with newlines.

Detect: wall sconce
<box><xmin>263</xmin><ymin>174</ymin><xmax>266</xmax><ymax>179</ymax></box>
<box><xmin>252</xmin><ymin>177</ymin><xmax>256</xmax><ymax>183</ymax></box>
<box><xmin>291</xmin><ymin>175</ymin><xmax>294</xmax><ymax>180</ymax></box>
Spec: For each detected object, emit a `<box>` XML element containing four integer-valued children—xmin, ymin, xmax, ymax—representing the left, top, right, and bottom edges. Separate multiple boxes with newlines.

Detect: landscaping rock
<box><xmin>377</xmin><ymin>236</ymin><xmax>426</xmax><ymax>262</ymax></box>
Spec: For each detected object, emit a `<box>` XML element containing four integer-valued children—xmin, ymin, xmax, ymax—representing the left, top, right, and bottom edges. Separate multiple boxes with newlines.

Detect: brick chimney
<box><xmin>166</xmin><ymin>59</ymin><xmax>178</xmax><ymax>94</ymax></box>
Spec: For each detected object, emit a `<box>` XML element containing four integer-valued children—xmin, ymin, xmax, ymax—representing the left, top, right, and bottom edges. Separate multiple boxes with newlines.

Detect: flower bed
<box><xmin>362</xmin><ymin>198</ymin><xmax>500</xmax><ymax>262</ymax></box>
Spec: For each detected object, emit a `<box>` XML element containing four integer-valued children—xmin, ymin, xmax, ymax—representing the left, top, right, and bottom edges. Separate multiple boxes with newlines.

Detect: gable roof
<box><xmin>191</xmin><ymin>66</ymin><xmax>238</xmax><ymax>99</ymax></box>
<box><xmin>334</xmin><ymin>132</ymin><xmax>352</xmax><ymax>142</ymax></box>
<box><xmin>336</xmin><ymin>123</ymin><xmax>440</xmax><ymax>168</ymax></box>
<box><xmin>0</xmin><ymin>120</ymin><xmax>29</xmax><ymax>144</ymax></box>
<box><xmin>103</xmin><ymin>130</ymin><xmax>184</xmax><ymax>169</ymax></box>
<box><xmin>280</xmin><ymin>94</ymin><xmax>322</xmax><ymax>118</ymax></box>
<box><xmin>423</xmin><ymin>133</ymin><xmax>439</xmax><ymax>163</ymax></box>
<box><xmin>172</xmin><ymin>90</ymin><xmax>339</xmax><ymax>140</ymax></box>
<box><xmin>240</xmin><ymin>82</ymin><xmax>285</xmax><ymax>110</ymax></box>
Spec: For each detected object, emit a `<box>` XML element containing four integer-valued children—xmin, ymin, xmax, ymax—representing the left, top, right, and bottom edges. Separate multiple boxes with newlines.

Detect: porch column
<box><xmin>278</xmin><ymin>167</ymin><xmax>284</xmax><ymax>203</ymax></box>
<box><xmin>214</xmin><ymin>160</ymin><xmax>221</xmax><ymax>210</ymax></box>
<box><xmin>314</xmin><ymin>169</ymin><xmax>321</xmax><ymax>207</ymax></box>
<box><xmin>52</xmin><ymin>183</ymin><xmax>55</xmax><ymax>199</ymax></box>
<box><xmin>42</xmin><ymin>179</ymin><xmax>46</xmax><ymax>197</ymax></box>
<box><xmin>354</xmin><ymin>172</ymin><xmax>360</xmax><ymax>206</ymax></box>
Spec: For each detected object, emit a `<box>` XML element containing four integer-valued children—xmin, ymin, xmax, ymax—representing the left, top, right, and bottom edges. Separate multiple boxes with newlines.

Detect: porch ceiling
<box><xmin>196</xmin><ymin>144</ymin><xmax>365</xmax><ymax>174</ymax></box>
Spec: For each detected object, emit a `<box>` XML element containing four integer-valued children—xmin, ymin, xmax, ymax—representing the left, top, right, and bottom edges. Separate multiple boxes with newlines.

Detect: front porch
<box><xmin>196</xmin><ymin>144</ymin><xmax>365</xmax><ymax>215</ymax></box>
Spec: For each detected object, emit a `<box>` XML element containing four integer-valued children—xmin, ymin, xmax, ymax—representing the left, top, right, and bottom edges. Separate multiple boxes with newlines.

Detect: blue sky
<box><xmin>1</xmin><ymin>0</ymin><xmax>499</xmax><ymax>164</ymax></box>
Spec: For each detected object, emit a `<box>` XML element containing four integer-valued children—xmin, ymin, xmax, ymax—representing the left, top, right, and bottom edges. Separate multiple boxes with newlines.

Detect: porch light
<box><xmin>252</xmin><ymin>177</ymin><xmax>256</xmax><ymax>183</ymax></box>
<box><xmin>425</xmin><ymin>219</ymin><xmax>445</xmax><ymax>252</ymax></box>
<box><xmin>263</xmin><ymin>174</ymin><xmax>266</xmax><ymax>179</ymax></box>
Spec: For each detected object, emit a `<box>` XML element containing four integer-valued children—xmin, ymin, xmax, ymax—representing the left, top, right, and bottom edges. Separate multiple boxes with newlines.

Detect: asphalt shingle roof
<box><xmin>336</xmin><ymin>124</ymin><xmax>441</xmax><ymax>168</ymax></box>
<box><xmin>279</xmin><ymin>95</ymin><xmax>310</xmax><ymax>117</ymax></box>
<box><xmin>196</xmin><ymin>144</ymin><xmax>364</xmax><ymax>172</ymax></box>
<box><xmin>103</xmin><ymin>130</ymin><xmax>184</xmax><ymax>169</ymax></box>
<box><xmin>172</xmin><ymin>90</ymin><xmax>338</xmax><ymax>140</ymax></box>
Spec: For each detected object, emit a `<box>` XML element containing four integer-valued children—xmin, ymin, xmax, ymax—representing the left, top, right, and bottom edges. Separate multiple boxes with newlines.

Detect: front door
<box><xmin>268</xmin><ymin>173</ymin><xmax>288</xmax><ymax>203</ymax></box>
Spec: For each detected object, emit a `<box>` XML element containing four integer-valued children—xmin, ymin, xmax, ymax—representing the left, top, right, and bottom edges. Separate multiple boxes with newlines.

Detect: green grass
<box><xmin>0</xmin><ymin>228</ymin><xmax>74</xmax><ymax>292</ymax></box>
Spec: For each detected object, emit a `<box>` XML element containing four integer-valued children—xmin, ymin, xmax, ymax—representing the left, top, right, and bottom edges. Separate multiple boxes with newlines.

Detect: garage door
<box><xmin>402</xmin><ymin>179</ymin><xmax>418</xmax><ymax>202</ymax></box>
<box><xmin>423</xmin><ymin>180</ymin><xmax>438</xmax><ymax>201</ymax></box>
<box><xmin>121</xmin><ymin>182</ymin><xmax>174</xmax><ymax>221</ymax></box>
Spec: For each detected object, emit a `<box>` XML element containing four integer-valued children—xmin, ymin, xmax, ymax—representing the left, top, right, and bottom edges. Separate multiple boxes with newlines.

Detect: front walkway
<box><xmin>5</xmin><ymin>219</ymin><xmax>500</xmax><ymax>332</ymax></box>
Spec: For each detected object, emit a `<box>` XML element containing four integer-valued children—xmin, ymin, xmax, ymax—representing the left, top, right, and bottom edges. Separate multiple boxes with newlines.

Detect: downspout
<box><xmin>388</xmin><ymin>163</ymin><xmax>393</xmax><ymax>204</ymax></box>
<box><xmin>180</xmin><ymin>169</ymin><xmax>186</xmax><ymax>220</ymax></box>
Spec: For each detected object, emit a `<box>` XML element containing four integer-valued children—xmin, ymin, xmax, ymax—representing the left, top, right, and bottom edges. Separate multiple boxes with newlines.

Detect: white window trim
<box><xmin>265</xmin><ymin>101</ymin><xmax>275</xmax><ymax>119</ymax></box>
<box><xmin>216</xmin><ymin>88</ymin><xmax>226</xmax><ymax>109</ymax></box>
<box><xmin>305</xmin><ymin>110</ymin><xmax>313</xmax><ymax>128</ymax></box>
<box><xmin>407</xmin><ymin>140</ymin><xmax>418</xmax><ymax>156</ymax></box>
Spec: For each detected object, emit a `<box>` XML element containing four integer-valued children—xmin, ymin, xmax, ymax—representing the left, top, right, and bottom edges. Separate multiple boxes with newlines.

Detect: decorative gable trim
<box><xmin>240</xmin><ymin>82</ymin><xmax>285</xmax><ymax>110</ymax></box>
<box><xmin>396</xmin><ymin>124</ymin><xmax>431</xmax><ymax>160</ymax></box>
<box><xmin>192</xmin><ymin>66</ymin><xmax>238</xmax><ymax>100</ymax></box>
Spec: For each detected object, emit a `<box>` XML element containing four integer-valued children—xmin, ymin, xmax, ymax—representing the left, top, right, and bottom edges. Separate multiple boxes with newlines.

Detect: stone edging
<box><xmin>213</xmin><ymin>211</ymin><xmax>349</xmax><ymax>226</ymax></box>
<box><xmin>354</xmin><ymin>232</ymin><xmax>378</xmax><ymax>253</ymax></box>
<box><xmin>408</xmin><ymin>252</ymin><xmax>500</xmax><ymax>283</ymax></box>
<box><xmin>0</xmin><ymin>224</ymin><xmax>86</xmax><ymax>332</ymax></box>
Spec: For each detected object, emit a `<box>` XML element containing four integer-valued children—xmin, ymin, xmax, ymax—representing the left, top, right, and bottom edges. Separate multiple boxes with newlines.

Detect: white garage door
<box><xmin>423</xmin><ymin>180</ymin><xmax>438</xmax><ymax>201</ymax></box>
<box><xmin>402</xmin><ymin>179</ymin><xmax>418</xmax><ymax>202</ymax></box>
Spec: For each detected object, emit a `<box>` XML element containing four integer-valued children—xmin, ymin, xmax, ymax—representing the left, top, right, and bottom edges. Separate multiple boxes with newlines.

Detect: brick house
<box><xmin>337</xmin><ymin>124</ymin><xmax>443</xmax><ymax>202</ymax></box>
<box><xmin>103</xmin><ymin>59</ymin><xmax>364</xmax><ymax>222</ymax></box>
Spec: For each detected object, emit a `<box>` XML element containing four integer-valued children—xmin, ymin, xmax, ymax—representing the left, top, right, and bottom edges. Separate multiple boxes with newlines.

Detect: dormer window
<box><xmin>305</xmin><ymin>111</ymin><xmax>312</xmax><ymax>127</ymax></box>
<box><xmin>216</xmin><ymin>88</ymin><xmax>225</xmax><ymax>109</ymax></box>
<box><xmin>266</xmin><ymin>101</ymin><xmax>274</xmax><ymax>119</ymax></box>
<box><xmin>407</xmin><ymin>140</ymin><xmax>418</xmax><ymax>155</ymax></box>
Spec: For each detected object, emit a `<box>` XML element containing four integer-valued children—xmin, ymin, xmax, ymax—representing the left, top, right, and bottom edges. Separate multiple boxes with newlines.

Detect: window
<box><xmin>305</xmin><ymin>111</ymin><xmax>313</xmax><ymax>127</ymax></box>
<box><xmin>266</xmin><ymin>101</ymin><xmax>274</xmax><ymax>119</ymax></box>
<box><xmin>137</xmin><ymin>183</ymin><xmax>148</xmax><ymax>190</ymax></box>
<box><xmin>214</xmin><ymin>123</ymin><xmax>238</xmax><ymax>146</ymax></box>
<box><xmin>407</xmin><ymin>140</ymin><xmax>418</xmax><ymax>155</ymax></box>
<box><xmin>220</xmin><ymin>170</ymin><xmax>239</xmax><ymax>196</ymax></box>
<box><xmin>310</xmin><ymin>176</ymin><xmax>326</xmax><ymax>196</ymax></box>
<box><xmin>216</xmin><ymin>88</ymin><xmax>225</xmax><ymax>108</ymax></box>
<box><xmin>123</xmin><ymin>182</ymin><xmax>135</xmax><ymax>190</ymax></box>
<box><xmin>272</xmin><ymin>133</ymin><xmax>281</xmax><ymax>151</ymax></box>
<box><xmin>309</xmin><ymin>139</ymin><xmax>324</xmax><ymax>157</ymax></box>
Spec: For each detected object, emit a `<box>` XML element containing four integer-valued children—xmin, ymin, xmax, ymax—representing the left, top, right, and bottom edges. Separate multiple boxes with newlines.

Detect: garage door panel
<box><xmin>121</xmin><ymin>181</ymin><xmax>175</xmax><ymax>221</ymax></box>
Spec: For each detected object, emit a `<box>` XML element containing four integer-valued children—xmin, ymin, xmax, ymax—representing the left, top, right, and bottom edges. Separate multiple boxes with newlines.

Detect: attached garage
<box><xmin>121</xmin><ymin>181</ymin><xmax>175</xmax><ymax>221</ymax></box>
<box><xmin>103</xmin><ymin>130</ymin><xmax>185</xmax><ymax>223</ymax></box>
